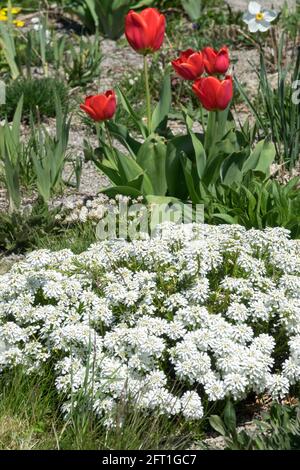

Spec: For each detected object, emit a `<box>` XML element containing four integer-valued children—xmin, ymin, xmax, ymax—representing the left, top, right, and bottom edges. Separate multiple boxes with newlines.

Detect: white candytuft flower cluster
<box><xmin>0</xmin><ymin>223</ymin><xmax>300</xmax><ymax>424</ymax></box>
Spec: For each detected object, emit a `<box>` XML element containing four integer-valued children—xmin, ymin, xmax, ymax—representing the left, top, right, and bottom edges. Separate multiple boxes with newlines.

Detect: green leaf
<box><xmin>93</xmin><ymin>159</ymin><xmax>124</xmax><ymax>187</ymax></box>
<box><xmin>180</xmin><ymin>154</ymin><xmax>200</xmax><ymax>204</ymax></box>
<box><xmin>131</xmin><ymin>0</ymin><xmax>155</xmax><ymax>9</ymax></box>
<box><xmin>107</xmin><ymin>121</ymin><xmax>142</xmax><ymax>155</ymax></box>
<box><xmin>221</xmin><ymin>151</ymin><xmax>249</xmax><ymax>186</ymax></box>
<box><xmin>202</xmin><ymin>151</ymin><xmax>226</xmax><ymax>186</ymax></box>
<box><xmin>116</xmin><ymin>87</ymin><xmax>147</xmax><ymax>139</ymax></box>
<box><xmin>151</xmin><ymin>73</ymin><xmax>171</xmax><ymax>133</ymax></box>
<box><xmin>166</xmin><ymin>135</ymin><xmax>193</xmax><ymax>199</ymax></box>
<box><xmin>241</xmin><ymin>184</ymin><xmax>258</xmax><ymax>220</ymax></box>
<box><xmin>243</xmin><ymin>140</ymin><xmax>276</xmax><ymax>176</ymax></box>
<box><xmin>209</xmin><ymin>415</ymin><xmax>226</xmax><ymax>436</ymax></box>
<box><xmin>100</xmin><ymin>185</ymin><xmax>143</xmax><ymax>199</ymax></box>
<box><xmin>181</xmin><ymin>106</ymin><xmax>194</xmax><ymax>132</ymax></box>
<box><xmin>224</xmin><ymin>400</ymin><xmax>237</xmax><ymax>435</ymax></box>
<box><xmin>234</xmin><ymin>77</ymin><xmax>266</xmax><ymax>132</ymax></box>
<box><xmin>117</xmin><ymin>153</ymin><xmax>144</xmax><ymax>182</ymax></box>
<box><xmin>85</xmin><ymin>0</ymin><xmax>100</xmax><ymax>27</ymax></box>
<box><xmin>0</xmin><ymin>22</ymin><xmax>19</xmax><ymax>79</ymax></box>
<box><xmin>136</xmin><ymin>135</ymin><xmax>167</xmax><ymax>196</ymax></box>
<box><xmin>12</xmin><ymin>95</ymin><xmax>23</xmax><ymax>145</ymax></box>
<box><xmin>145</xmin><ymin>195</ymin><xmax>183</xmax><ymax>205</ymax></box>
<box><xmin>189</xmin><ymin>130</ymin><xmax>206</xmax><ymax>179</ymax></box>
<box><xmin>181</xmin><ymin>0</ymin><xmax>202</xmax><ymax>20</ymax></box>
<box><xmin>212</xmin><ymin>213</ymin><xmax>238</xmax><ymax>224</ymax></box>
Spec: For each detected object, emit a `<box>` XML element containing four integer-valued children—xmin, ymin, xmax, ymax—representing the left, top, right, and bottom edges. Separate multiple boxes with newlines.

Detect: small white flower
<box><xmin>243</xmin><ymin>2</ymin><xmax>278</xmax><ymax>32</ymax></box>
<box><xmin>181</xmin><ymin>391</ymin><xmax>204</xmax><ymax>420</ymax></box>
<box><xmin>1</xmin><ymin>222</ymin><xmax>300</xmax><ymax>425</ymax></box>
<box><xmin>31</xmin><ymin>17</ymin><xmax>41</xmax><ymax>25</ymax></box>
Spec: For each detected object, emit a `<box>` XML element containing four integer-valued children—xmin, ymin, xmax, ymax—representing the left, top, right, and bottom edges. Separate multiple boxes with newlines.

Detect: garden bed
<box><xmin>0</xmin><ymin>0</ymin><xmax>299</xmax><ymax>451</ymax></box>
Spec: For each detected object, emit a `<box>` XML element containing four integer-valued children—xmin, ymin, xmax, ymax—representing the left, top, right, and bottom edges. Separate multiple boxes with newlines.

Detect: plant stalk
<box><xmin>144</xmin><ymin>55</ymin><xmax>152</xmax><ymax>134</ymax></box>
<box><xmin>104</xmin><ymin>121</ymin><xmax>114</xmax><ymax>150</ymax></box>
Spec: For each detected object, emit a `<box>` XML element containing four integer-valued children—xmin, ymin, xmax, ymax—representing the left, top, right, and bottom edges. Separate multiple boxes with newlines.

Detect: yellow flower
<box><xmin>13</xmin><ymin>20</ymin><xmax>25</xmax><ymax>28</ymax></box>
<box><xmin>2</xmin><ymin>7</ymin><xmax>22</xmax><ymax>15</ymax></box>
<box><xmin>0</xmin><ymin>15</ymin><xmax>8</xmax><ymax>22</ymax></box>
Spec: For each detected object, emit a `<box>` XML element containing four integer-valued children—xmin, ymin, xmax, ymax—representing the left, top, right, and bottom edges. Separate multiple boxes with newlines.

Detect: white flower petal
<box><xmin>263</xmin><ymin>9</ymin><xmax>278</xmax><ymax>22</ymax></box>
<box><xmin>258</xmin><ymin>20</ymin><xmax>272</xmax><ymax>32</ymax></box>
<box><xmin>243</xmin><ymin>11</ymin><xmax>255</xmax><ymax>23</ymax></box>
<box><xmin>247</xmin><ymin>18</ymin><xmax>260</xmax><ymax>33</ymax></box>
<box><xmin>248</xmin><ymin>1</ymin><xmax>262</xmax><ymax>15</ymax></box>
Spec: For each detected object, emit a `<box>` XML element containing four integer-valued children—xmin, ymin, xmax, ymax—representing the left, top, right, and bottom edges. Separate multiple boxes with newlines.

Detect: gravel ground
<box><xmin>227</xmin><ymin>0</ymin><xmax>297</xmax><ymax>10</ymax></box>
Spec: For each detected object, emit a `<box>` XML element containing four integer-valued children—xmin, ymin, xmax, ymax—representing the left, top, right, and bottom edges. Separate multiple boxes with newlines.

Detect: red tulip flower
<box><xmin>125</xmin><ymin>8</ymin><xmax>166</xmax><ymax>55</ymax></box>
<box><xmin>202</xmin><ymin>46</ymin><xmax>230</xmax><ymax>75</ymax></box>
<box><xmin>192</xmin><ymin>76</ymin><xmax>233</xmax><ymax>111</ymax></box>
<box><xmin>171</xmin><ymin>49</ymin><xmax>205</xmax><ymax>80</ymax></box>
<box><xmin>80</xmin><ymin>91</ymin><xmax>116</xmax><ymax>122</ymax></box>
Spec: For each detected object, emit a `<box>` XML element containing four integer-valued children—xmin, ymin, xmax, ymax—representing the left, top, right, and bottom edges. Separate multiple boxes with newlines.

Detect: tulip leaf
<box><xmin>243</xmin><ymin>140</ymin><xmax>276</xmax><ymax>176</ymax></box>
<box><xmin>181</xmin><ymin>106</ymin><xmax>194</xmax><ymax>132</ymax></box>
<box><xmin>126</xmin><ymin>174</ymin><xmax>147</xmax><ymax>191</ymax></box>
<box><xmin>202</xmin><ymin>150</ymin><xmax>226</xmax><ymax>186</ymax></box>
<box><xmin>212</xmin><ymin>213</ymin><xmax>239</xmax><ymax>224</ymax></box>
<box><xmin>189</xmin><ymin>130</ymin><xmax>206</xmax><ymax>179</ymax></box>
<box><xmin>221</xmin><ymin>150</ymin><xmax>249</xmax><ymax>186</ymax></box>
<box><xmin>166</xmin><ymin>135</ymin><xmax>196</xmax><ymax>200</ymax></box>
<box><xmin>181</xmin><ymin>0</ymin><xmax>202</xmax><ymax>21</ymax></box>
<box><xmin>131</xmin><ymin>0</ymin><xmax>156</xmax><ymax>9</ymax></box>
<box><xmin>116</xmin><ymin>153</ymin><xmax>144</xmax><ymax>182</ymax></box>
<box><xmin>84</xmin><ymin>0</ymin><xmax>99</xmax><ymax>27</ymax></box>
<box><xmin>116</xmin><ymin>87</ymin><xmax>148</xmax><ymax>139</ymax></box>
<box><xmin>107</xmin><ymin>121</ymin><xmax>142</xmax><ymax>156</ymax></box>
<box><xmin>137</xmin><ymin>135</ymin><xmax>168</xmax><ymax>196</ymax></box>
<box><xmin>180</xmin><ymin>154</ymin><xmax>201</xmax><ymax>204</ymax></box>
<box><xmin>145</xmin><ymin>195</ymin><xmax>183</xmax><ymax>205</ymax></box>
<box><xmin>93</xmin><ymin>160</ymin><xmax>124</xmax><ymax>187</ymax></box>
<box><xmin>100</xmin><ymin>185</ymin><xmax>143</xmax><ymax>199</ymax></box>
<box><xmin>116</xmin><ymin>151</ymin><xmax>154</xmax><ymax>195</ymax></box>
<box><xmin>151</xmin><ymin>73</ymin><xmax>171</xmax><ymax>133</ymax></box>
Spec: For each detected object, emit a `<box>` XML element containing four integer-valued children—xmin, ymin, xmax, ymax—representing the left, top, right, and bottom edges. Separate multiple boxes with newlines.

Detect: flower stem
<box><xmin>104</xmin><ymin>121</ymin><xmax>114</xmax><ymax>150</ymax></box>
<box><xmin>204</xmin><ymin>111</ymin><xmax>216</xmax><ymax>157</ymax></box>
<box><xmin>144</xmin><ymin>55</ymin><xmax>152</xmax><ymax>134</ymax></box>
<box><xmin>95</xmin><ymin>122</ymin><xmax>100</xmax><ymax>141</ymax></box>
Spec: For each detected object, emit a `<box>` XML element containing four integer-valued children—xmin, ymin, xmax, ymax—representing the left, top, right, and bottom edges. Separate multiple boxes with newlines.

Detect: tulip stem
<box><xmin>144</xmin><ymin>55</ymin><xmax>152</xmax><ymax>134</ymax></box>
<box><xmin>204</xmin><ymin>111</ymin><xmax>216</xmax><ymax>157</ymax></box>
<box><xmin>104</xmin><ymin>121</ymin><xmax>114</xmax><ymax>150</ymax></box>
<box><xmin>95</xmin><ymin>122</ymin><xmax>100</xmax><ymax>141</ymax></box>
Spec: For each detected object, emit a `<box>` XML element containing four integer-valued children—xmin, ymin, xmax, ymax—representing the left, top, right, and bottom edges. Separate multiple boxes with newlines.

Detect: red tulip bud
<box><xmin>80</xmin><ymin>91</ymin><xmax>116</xmax><ymax>122</ymax></box>
<box><xmin>171</xmin><ymin>49</ymin><xmax>205</xmax><ymax>80</ymax></box>
<box><xmin>192</xmin><ymin>76</ymin><xmax>233</xmax><ymax>111</ymax></box>
<box><xmin>125</xmin><ymin>8</ymin><xmax>166</xmax><ymax>55</ymax></box>
<box><xmin>202</xmin><ymin>46</ymin><xmax>230</xmax><ymax>75</ymax></box>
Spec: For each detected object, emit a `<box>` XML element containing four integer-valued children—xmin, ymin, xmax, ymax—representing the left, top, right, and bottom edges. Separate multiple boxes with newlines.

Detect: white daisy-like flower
<box><xmin>243</xmin><ymin>1</ymin><xmax>278</xmax><ymax>33</ymax></box>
